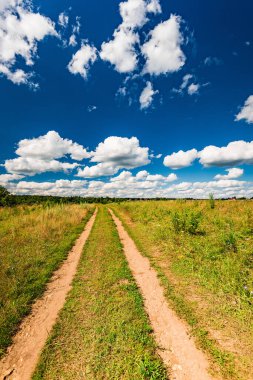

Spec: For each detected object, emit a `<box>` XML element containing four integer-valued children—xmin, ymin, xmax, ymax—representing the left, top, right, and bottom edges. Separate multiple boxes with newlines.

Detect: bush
<box><xmin>209</xmin><ymin>193</ymin><xmax>215</xmax><ymax>209</ymax></box>
<box><xmin>171</xmin><ymin>210</ymin><xmax>203</xmax><ymax>234</ymax></box>
<box><xmin>223</xmin><ymin>231</ymin><xmax>237</xmax><ymax>252</ymax></box>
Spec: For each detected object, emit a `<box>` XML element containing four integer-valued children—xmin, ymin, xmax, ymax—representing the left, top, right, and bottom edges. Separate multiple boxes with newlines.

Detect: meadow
<box><xmin>0</xmin><ymin>203</ymin><xmax>94</xmax><ymax>357</ymax></box>
<box><xmin>112</xmin><ymin>200</ymin><xmax>253</xmax><ymax>379</ymax></box>
<box><xmin>1</xmin><ymin>200</ymin><xmax>252</xmax><ymax>380</ymax></box>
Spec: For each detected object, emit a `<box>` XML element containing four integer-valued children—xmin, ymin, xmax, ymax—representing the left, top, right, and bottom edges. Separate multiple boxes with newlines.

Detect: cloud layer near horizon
<box><xmin>1</xmin><ymin>130</ymin><xmax>253</xmax><ymax>199</ymax></box>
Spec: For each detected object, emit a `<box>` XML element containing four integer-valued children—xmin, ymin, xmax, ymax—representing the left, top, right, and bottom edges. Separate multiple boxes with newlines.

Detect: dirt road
<box><xmin>0</xmin><ymin>210</ymin><xmax>97</xmax><ymax>380</ymax></box>
<box><xmin>109</xmin><ymin>209</ymin><xmax>215</xmax><ymax>380</ymax></box>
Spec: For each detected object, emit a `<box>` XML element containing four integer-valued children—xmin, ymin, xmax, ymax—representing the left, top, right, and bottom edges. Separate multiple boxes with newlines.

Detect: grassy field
<box><xmin>0</xmin><ymin>203</ymin><xmax>94</xmax><ymax>357</ymax></box>
<box><xmin>111</xmin><ymin>200</ymin><xmax>253</xmax><ymax>380</ymax></box>
<box><xmin>33</xmin><ymin>206</ymin><xmax>166</xmax><ymax>380</ymax></box>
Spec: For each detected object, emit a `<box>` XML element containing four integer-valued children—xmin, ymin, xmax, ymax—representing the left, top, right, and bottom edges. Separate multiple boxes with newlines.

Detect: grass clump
<box><xmin>209</xmin><ymin>193</ymin><xmax>215</xmax><ymax>209</ymax></box>
<box><xmin>33</xmin><ymin>206</ymin><xmax>167</xmax><ymax>380</ymax></box>
<box><xmin>171</xmin><ymin>209</ymin><xmax>203</xmax><ymax>235</ymax></box>
<box><xmin>0</xmin><ymin>204</ymin><xmax>93</xmax><ymax>357</ymax></box>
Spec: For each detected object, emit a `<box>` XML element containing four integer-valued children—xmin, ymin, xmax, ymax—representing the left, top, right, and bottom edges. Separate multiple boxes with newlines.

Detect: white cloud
<box><xmin>0</xmin><ymin>0</ymin><xmax>57</xmax><ymax>84</ymax></box>
<box><xmin>187</xmin><ymin>83</ymin><xmax>199</xmax><ymax>95</ymax></box>
<box><xmin>172</xmin><ymin>74</ymin><xmax>203</xmax><ymax>96</ymax></box>
<box><xmin>180</xmin><ymin>74</ymin><xmax>193</xmax><ymax>90</ymax></box>
<box><xmin>87</xmin><ymin>105</ymin><xmax>97</xmax><ymax>112</ymax></box>
<box><xmin>77</xmin><ymin>163</ymin><xmax>118</xmax><ymax>178</ymax></box>
<box><xmin>4</xmin><ymin>130</ymin><xmax>90</xmax><ymax>176</ymax></box>
<box><xmin>235</xmin><ymin>95</ymin><xmax>253</xmax><ymax>124</ymax></box>
<box><xmin>68</xmin><ymin>43</ymin><xmax>97</xmax><ymax>79</ymax></box>
<box><xmin>139</xmin><ymin>81</ymin><xmax>158</xmax><ymax>109</ymax></box>
<box><xmin>68</xmin><ymin>16</ymin><xmax>81</xmax><ymax>47</ymax></box>
<box><xmin>119</xmin><ymin>0</ymin><xmax>148</xmax><ymax>29</ymax></box>
<box><xmin>10</xmin><ymin>179</ymin><xmax>88</xmax><ymax>196</ymax></box>
<box><xmin>100</xmin><ymin>0</ymin><xmax>161</xmax><ymax>73</ymax></box>
<box><xmin>69</xmin><ymin>34</ymin><xmax>77</xmax><ymax>47</ymax></box>
<box><xmin>0</xmin><ymin>173</ymin><xmax>24</xmax><ymax>184</ymax></box>
<box><xmin>5</xmin><ymin>157</ymin><xmax>79</xmax><ymax>176</ymax></box>
<box><xmin>164</xmin><ymin>140</ymin><xmax>253</xmax><ymax>170</ymax></box>
<box><xmin>77</xmin><ymin>136</ymin><xmax>150</xmax><ymax>178</ymax></box>
<box><xmin>58</xmin><ymin>12</ymin><xmax>69</xmax><ymax>28</ymax></box>
<box><xmin>91</xmin><ymin>136</ymin><xmax>150</xmax><ymax>166</ymax></box>
<box><xmin>146</xmin><ymin>0</ymin><xmax>161</xmax><ymax>14</ymax></box>
<box><xmin>100</xmin><ymin>27</ymin><xmax>139</xmax><ymax>73</ymax></box>
<box><xmin>164</xmin><ymin>149</ymin><xmax>198</xmax><ymax>169</ymax></box>
<box><xmin>0</xmin><ymin>64</ymin><xmax>29</xmax><ymax>85</ymax></box>
<box><xmin>214</xmin><ymin>168</ymin><xmax>244</xmax><ymax>180</ymax></box>
<box><xmin>4</xmin><ymin>172</ymin><xmax>253</xmax><ymax>199</ymax></box>
<box><xmin>15</xmin><ymin>131</ymin><xmax>90</xmax><ymax>161</ymax></box>
<box><xmin>199</xmin><ymin>140</ymin><xmax>253</xmax><ymax>167</ymax></box>
<box><xmin>141</xmin><ymin>14</ymin><xmax>185</xmax><ymax>75</ymax></box>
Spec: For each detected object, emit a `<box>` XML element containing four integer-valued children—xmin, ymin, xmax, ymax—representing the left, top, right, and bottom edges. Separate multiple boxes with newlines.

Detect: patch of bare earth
<box><xmin>0</xmin><ymin>210</ymin><xmax>97</xmax><ymax>380</ymax></box>
<box><xmin>110</xmin><ymin>209</ymin><xmax>216</xmax><ymax>380</ymax></box>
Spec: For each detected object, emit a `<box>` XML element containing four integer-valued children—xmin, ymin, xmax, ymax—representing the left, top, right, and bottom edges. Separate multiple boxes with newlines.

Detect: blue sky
<box><xmin>0</xmin><ymin>0</ymin><xmax>253</xmax><ymax>198</ymax></box>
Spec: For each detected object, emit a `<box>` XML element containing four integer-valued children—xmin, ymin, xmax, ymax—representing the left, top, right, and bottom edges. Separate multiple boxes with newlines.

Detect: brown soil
<box><xmin>110</xmin><ymin>209</ymin><xmax>216</xmax><ymax>380</ymax></box>
<box><xmin>0</xmin><ymin>210</ymin><xmax>97</xmax><ymax>380</ymax></box>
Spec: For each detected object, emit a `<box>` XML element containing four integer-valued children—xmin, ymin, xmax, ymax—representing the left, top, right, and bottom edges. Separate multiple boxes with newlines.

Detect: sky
<box><xmin>0</xmin><ymin>0</ymin><xmax>253</xmax><ymax>198</ymax></box>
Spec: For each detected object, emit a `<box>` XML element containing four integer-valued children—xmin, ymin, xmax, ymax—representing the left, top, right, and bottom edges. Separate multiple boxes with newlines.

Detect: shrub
<box><xmin>223</xmin><ymin>231</ymin><xmax>237</xmax><ymax>252</ymax></box>
<box><xmin>209</xmin><ymin>193</ymin><xmax>215</xmax><ymax>209</ymax></box>
<box><xmin>171</xmin><ymin>210</ymin><xmax>203</xmax><ymax>234</ymax></box>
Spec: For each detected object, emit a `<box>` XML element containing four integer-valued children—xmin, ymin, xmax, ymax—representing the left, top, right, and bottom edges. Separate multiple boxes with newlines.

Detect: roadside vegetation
<box><xmin>112</xmin><ymin>200</ymin><xmax>253</xmax><ymax>380</ymax></box>
<box><xmin>33</xmin><ymin>206</ymin><xmax>166</xmax><ymax>380</ymax></box>
<box><xmin>0</xmin><ymin>203</ymin><xmax>94</xmax><ymax>357</ymax></box>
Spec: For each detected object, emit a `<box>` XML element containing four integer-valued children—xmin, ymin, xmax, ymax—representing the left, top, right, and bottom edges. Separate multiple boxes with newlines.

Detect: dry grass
<box><xmin>0</xmin><ymin>203</ymin><xmax>94</xmax><ymax>356</ymax></box>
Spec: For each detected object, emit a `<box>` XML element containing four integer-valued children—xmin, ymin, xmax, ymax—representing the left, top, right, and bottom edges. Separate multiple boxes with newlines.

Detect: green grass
<box><xmin>33</xmin><ymin>206</ymin><xmax>167</xmax><ymax>380</ymax></box>
<box><xmin>0</xmin><ymin>203</ymin><xmax>94</xmax><ymax>357</ymax></box>
<box><xmin>111</xmin><ymin>200</ymin><xmax>253</xmax><ymax>380</ymax></box>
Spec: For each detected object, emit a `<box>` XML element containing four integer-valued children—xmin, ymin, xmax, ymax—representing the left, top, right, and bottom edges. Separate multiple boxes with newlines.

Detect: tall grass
<box><xmin>0</xmin><ymin>204</ymin><xmax>93</xmax><ymax>357</ymax></box>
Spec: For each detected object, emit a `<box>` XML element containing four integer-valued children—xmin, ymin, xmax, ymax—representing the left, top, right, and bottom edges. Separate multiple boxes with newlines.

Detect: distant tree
<box><xmin>0</xmin><ymin>186</ymin><xmax>10</xmax><ymax>206</ymax></box>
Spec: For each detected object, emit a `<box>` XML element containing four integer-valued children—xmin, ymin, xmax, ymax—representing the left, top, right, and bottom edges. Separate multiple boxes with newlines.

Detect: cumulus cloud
<box><xmin>68</xmin><ymin>43</ymin><xmax>97</xmax><ymax>79</ymax></box>
<box><xmin>77</xmin><ymin>136</ymin><xmax>150</xmax><ymax>178</ymax></box>
<box><xmin>5</xmin><ymin>157</ymin><xmax>79</xmax><ymax>176</ymax></box>
<box><xmin>100</xmin><ymin>0</ymin><xmax>161</xmax><ymax>73</ymax></box>
<box><xmin>214</xmin><ymin>168</ymin><xmax>244</xmax><ymax>180</ymax></box>
<box><xmin>235</xmin><ymin>95</ymin><xmax>253</xmax><ymax>124</ymax></box>
<box><xmin>164</xmin><ymin>149</ymin><xmax>198</xmax><ymax>169</ymax></box>
<box><xmin>77</xmin><ymin>163</ymin><xmax>118</xmax><ymax>178</ymax></box>
<box><xmin>0</xmin><ymin>173</ymin><xmax>24</xmax><ymax>184</ymax></box>
<box><xmin>0</xmin><ymin>0</ymin><xmax>57</xmax><ymax>84</ymax></box>
<box><xmin>8</xmin><ymin>176</ymin><xmax>253</xmax><ymax>199</ymax></box>
<box><xmin>9</xmin><ymin>179</ymin><xmax>88</xmax><ymax>196</ymax></box>
<box><xmin>4</xmin><ymin>130</ymin><xmax>90</xmax><ymax>176</ymax></box>
<box><xmin>100</xmin><ymin>28</ymin><xmax>139</xmax><ymax>73</ymax></box>
<box><xmin>139</xmin><ymin>81</ymin><xmax>158</xmax><ymax>109</ymax></box>
<box><xmin>198</xmin><ymin>140</ymin><xmax>253</xmax><ymax>167</ymax></box>
<box><xmin>164</xmin><ymin>140</ymin><xmax>253</xmax><ymax>169</ymax></box>
<box><xmin>146</xmin><ymin>0</ymin><xmax>161</xmax><ymax>14</ymax></box>
<box><xmin>15</xmin><ymin>131</ymin><xmax>90</xmax><ymax>161</ymax></box>
<box><xmin>141</xmin><ymin>14</ymin><xmax>185</xmax><ymax>75</ymax></box>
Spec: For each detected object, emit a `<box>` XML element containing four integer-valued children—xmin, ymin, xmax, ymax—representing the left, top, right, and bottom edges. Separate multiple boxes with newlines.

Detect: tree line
<box><xmin>0</xmin><ymin>185</ymin><xmax>251</xmax><ymax>207</ymax></box>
